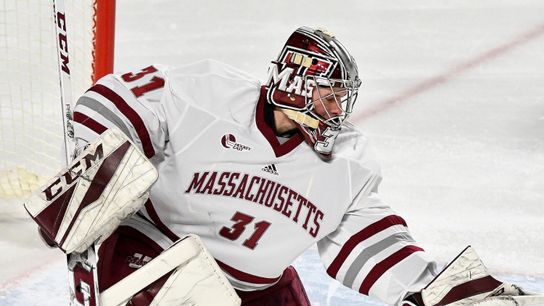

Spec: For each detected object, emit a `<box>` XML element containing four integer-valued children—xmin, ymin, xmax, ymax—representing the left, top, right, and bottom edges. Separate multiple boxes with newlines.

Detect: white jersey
<box><xmin>73</xmin><ymin>59</ymin><xmax>436</xmax><ymax>305</ymax></box>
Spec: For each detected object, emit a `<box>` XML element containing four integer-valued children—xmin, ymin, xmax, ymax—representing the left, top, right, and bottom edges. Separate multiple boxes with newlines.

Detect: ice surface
<box><xmin>1</xmin><ymin>0</ymin><xmax>543</xmax><ymax>305</ymax></box>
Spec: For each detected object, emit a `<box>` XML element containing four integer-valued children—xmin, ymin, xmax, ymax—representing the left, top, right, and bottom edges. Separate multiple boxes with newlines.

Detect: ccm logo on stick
<box><xmin>56</xmin><ymin>12</ymin><xmax>70</xmax><ymax>74</ymax></box>
<box><xmin>43</xmin><ymin>144</ymin><xmax>104</xmax><ymax>201</ymax></box>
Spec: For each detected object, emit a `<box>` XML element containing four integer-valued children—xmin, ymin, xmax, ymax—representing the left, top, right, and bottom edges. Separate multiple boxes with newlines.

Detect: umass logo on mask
<box><xmin>221</xmin><ymin>134</ymin><xmax>251</xmax><ymax>151</ymax></box>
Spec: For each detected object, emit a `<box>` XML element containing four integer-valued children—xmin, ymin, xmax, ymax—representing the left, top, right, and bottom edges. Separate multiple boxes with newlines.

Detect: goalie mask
<box><xmin>265</xmin><ymin>26</ymin><xmax>362</xmax><ymax>158</ymax></box>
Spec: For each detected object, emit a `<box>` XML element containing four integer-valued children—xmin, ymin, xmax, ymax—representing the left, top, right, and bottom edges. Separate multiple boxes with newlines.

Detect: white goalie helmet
<box><xmin>265</xmin><ymin>26</ymin><xmax>362</xmax><ymax>158</ymax></box>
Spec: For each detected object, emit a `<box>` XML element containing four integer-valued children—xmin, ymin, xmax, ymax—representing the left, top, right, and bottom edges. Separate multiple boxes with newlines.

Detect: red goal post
<box><xmin>0</xmin><ymin>0</ymin><xmax>116</xmax><ymax>219</ymax></box>
<box><xmin>93</xmin><ymin>0</ymin><xmax>116</xmax><ymax>83</ymax></box>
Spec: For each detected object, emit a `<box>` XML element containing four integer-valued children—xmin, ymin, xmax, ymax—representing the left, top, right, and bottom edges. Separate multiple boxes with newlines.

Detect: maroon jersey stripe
<box><xmin>74</xmin><ymin>111</ymin><xmax>108</xmax><ymax>135</ymax></box>
<box><xmin>58</xmin><ymin>141</ymin><xmax>131</xmax><ymax>248</ymax></box>
<box><xmin>144</xmin><ymin>199</ymin><xmax>180</xmax><ymax>243</ymax></box>
<box><xmin>89</xmin><ymin>84</ymin><xmax>155</xmax><ymax>158</ymax></box>
<box><xmin>34</xmin><ymin>184</ymin><xmax>76</xmax><ymax>241</ymax></box>
<box><xmin>216</xmin><ymin>259</ymin><xmax>281</xmax><ymax>285</ymax></box>
<box><xmin>359</xmin><ymin>245</ymin><xmax>424</xmax><ymax>294</ymax></box>
<box><xmin>326</xmin><ymin>215</ymin><xmax>407</xmax><ymax>278</ymax></box>
<box><xmin>435</xmin><ymin>275</ymin><xmax>502</xmax><ymax>306</ymax></box>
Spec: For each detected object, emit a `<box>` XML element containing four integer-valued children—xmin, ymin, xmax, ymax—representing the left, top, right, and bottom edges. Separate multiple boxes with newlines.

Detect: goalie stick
<box><xmin>52</xmin><ymin>1</ymin><xmax>101</xmax><ymax>305</ymax></box>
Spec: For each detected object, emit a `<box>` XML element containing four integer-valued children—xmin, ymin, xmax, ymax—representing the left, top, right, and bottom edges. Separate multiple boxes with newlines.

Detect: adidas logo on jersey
<box><xmin>262</xmin><ymin>164</ymin><xmax>279</xmax><ymax>175</ymax></box>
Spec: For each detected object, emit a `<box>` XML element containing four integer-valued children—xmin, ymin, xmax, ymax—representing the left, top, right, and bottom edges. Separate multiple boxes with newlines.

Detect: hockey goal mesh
<box><xmin>0</xmin><ymin>0</ymin><xmax>114</xmax><ymax>218</ymax></box>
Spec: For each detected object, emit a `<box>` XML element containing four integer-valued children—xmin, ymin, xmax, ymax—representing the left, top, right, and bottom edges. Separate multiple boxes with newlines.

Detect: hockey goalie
<box><xmin>24</xmin><ymin>130</ymin><xmax>543</xmax><ymax>306</ymax></box>
<box><xmin>24</xmin><ymin>26</ymin><xmax>543</xmax><ymax>306</ymax></box>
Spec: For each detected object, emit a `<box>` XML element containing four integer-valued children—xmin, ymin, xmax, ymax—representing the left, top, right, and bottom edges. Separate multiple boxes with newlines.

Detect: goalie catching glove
<box><xmin>24</xmin><ymin>127</ymin><xmax>158</xmax><ymax>253</ymax></box>
<box><xmin>401</xmin><ymin>246</ymin><xmax>543</xmax><ymax>306</ymax></box>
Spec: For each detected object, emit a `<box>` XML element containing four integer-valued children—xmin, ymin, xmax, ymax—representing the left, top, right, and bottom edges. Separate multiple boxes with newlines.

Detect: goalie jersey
<box><xmin>73</xmin><ymin>59</ymin><xmax>436</xmax><ymax>305</ymax></box>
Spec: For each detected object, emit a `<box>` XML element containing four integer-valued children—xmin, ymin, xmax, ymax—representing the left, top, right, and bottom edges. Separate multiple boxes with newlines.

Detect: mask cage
<box><xmin>304</xmin><ymin>75</ymin><xmax>361</xmax><ymax>127</ymax></box>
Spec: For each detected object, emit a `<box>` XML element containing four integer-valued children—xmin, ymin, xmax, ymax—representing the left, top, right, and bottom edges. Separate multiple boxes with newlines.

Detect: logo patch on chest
<box><xmin>221</xmin><ymin>134</ymin><xmax>251</xmax><ymax>151</ymax></box>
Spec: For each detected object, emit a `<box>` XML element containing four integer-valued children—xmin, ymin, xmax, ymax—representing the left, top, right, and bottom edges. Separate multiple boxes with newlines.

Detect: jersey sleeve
<box><xmin>317</xmin><ymin>161</ymin><xmax>438</xmax><ymax>305</ymax></box>
<box><xmin>72</xmin><ymin>65</ymin><xmax>168</xmax><ymax>163</ymax></box>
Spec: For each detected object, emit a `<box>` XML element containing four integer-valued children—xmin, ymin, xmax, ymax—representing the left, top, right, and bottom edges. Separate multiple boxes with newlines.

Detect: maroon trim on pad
<box><xmin>435</xmin><ymin>275</ymin><xmax>502</xmax><ymax>306</ymax></box>
<box><xmin>34</xmin><ymin>185</ymin><xmax>76</xmax><ymax>242</ymax></box>
<box><xmin>58</xmin><ymin>141</ymin><xmax>131</xmax><ymax>247</ymax></box>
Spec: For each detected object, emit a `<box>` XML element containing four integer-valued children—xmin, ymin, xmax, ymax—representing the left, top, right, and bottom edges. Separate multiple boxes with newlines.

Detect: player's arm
<box><xmin>317</xmin><ymin>138</ymin><xmax>437</xmax><ymax>305</ymax></box>
<box><xmin>317</xmin><ymin>190</ymin><xmax>439</xmax><ymax>306</ymax></box>
<box><xmin>318</xmin><ymin>190</ymin><xmax>543</xmax><ymax>306</ymax></box>
<box><xmin>73</xmin><ymin>65</ymin><xmax>169</xmax><ymax>163</ymax></box>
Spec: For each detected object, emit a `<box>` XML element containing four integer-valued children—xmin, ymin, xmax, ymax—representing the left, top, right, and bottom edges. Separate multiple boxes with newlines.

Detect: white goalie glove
<box><xmin>401</xmin><ymin>246</ymin><xmax>543</xmax><ymax>306</ymax></box>
<box><xmin>24</xmin><ymin>127</ymin><xmax>158</xmax><ymax>254</ymax></box>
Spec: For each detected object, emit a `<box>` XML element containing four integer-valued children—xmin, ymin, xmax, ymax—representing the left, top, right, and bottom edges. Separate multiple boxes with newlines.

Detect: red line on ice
<box><xmin>352</xmin><ymin>22</ymin><xmax>544</xmax><ymax>123</ymax></box>
<box><xmin>0</xmin><ymin>253</ymin><xmax>62</xmax><ymax>294</ymax></box>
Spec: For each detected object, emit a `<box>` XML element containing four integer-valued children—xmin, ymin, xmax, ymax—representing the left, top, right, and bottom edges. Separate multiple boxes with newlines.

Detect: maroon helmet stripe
<box><xmin>89</xmin><ymin>84</ymin><xmax>155</xmax><ymax>158</ymax></box>
<box><xmin>74</xmin><ymin>111</ymin><xmax>108</xmax><ymax>135</ymax></box>
<box><xmin>359</xmin><ymin>245</ymin><xmax>424</xmax><ymax>295</ymax></box>
<box><xmin>34</xmin><ymin>184</ymin><xmax>76</xmax><ymax>240</ymax></box>
<box><xmin>435</xmin><ymin>275</ymin><xmax>502</xmax><ymax>306</ymax></box>
<box><xmin>256</xmin><ymin>86</ymin><xmax>303</xmax><ymax>157</ymax></box>
<box><xmin>59</xmin><ymin>141</ymin><xmax>131</xmax><ymax>247</ymax></box>
<box><xmin>215</xmin><ymin>259</ymin><xmax>281</xmax><ymax>285</ymax></box>
<box><xmin>327</xmin><ymin>215</ymin><xmax>407</xmax><ymax>278</ymax></box>
<box><xmin>144</xmin><ymin>199</ymin><xmax>180</xmax><ymax>242</ymax></box>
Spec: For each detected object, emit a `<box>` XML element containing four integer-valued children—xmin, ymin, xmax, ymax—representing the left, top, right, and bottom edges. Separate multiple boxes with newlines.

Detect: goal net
<box><xmin>0</xmin><ymin>0</ymin><xmax>115</xmax><ymax>219</ymax></box>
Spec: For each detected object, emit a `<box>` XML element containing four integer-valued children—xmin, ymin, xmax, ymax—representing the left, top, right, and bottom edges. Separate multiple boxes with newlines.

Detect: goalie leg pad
<box><xmin>24</xmin><ymin>127</ymin><xmax>158</xmax><ymax>254</ymax></box>
<box><xmin>145</xmin><ymin>237</ymin><xmax>241</xmax><ymax>306</ymax></box>
<box><xmin>95</xmin><ymin>221</ymin><xmax>240</xmax><ymax>306</ymax></box>
<box><xmin>95</xmin><ymin>223</ymin><xmax>166</xmax><ymax>292</ymax></box>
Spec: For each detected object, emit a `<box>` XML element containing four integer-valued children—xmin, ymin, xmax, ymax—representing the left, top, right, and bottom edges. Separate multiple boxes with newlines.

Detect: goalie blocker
<box><xmin>23</xmin><ymin>127</ymin><xmax>242</xmax><ymax>305</ymax></box>
<box><xmin>24</xmin><ymin>127</ymin><xmax>158</xmax><ymax>253</ymax></box>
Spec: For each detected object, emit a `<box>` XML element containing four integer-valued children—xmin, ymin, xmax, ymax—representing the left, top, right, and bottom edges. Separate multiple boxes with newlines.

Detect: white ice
<box><xmin>1</xmin><ymin>0</ymin><xmax>543</xmax><ymax>305</ymax></box>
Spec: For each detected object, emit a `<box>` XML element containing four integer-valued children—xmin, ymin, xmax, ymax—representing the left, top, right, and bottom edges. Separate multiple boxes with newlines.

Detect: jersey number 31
<box><xmin>219</xmin><ymin>211</ymin><xmax>271</xmax><ymax>250</ymax></box>
<box><xmin>121</xmin><ymin>65</ymin><xmax>165</xmax><ymax>97</ymax></box>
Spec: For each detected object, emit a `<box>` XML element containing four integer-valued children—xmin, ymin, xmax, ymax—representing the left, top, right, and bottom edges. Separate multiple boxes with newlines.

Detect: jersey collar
<box><xmin>256</xmin><ymin>86</ymin><xmax>303</xmax><ymax>158</ymax></box>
